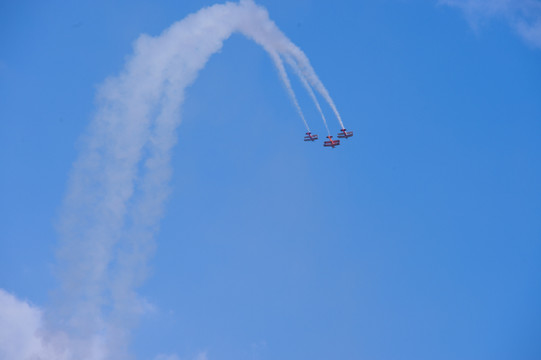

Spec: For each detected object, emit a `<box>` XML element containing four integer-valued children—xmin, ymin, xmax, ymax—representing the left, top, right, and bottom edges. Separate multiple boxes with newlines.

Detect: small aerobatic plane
<box><xmin>323</xmin><ymin>135</ymin><xmax>340</xmax><ymax>148</ymax></box>
<box><xmin>304</xmin><ymin>132</ymin><xmax>319</xmax><ymax>141</ymax></box>
<box><xmin>337</xmin><ymin>128</ymin><xmax>353</xmax><ymax>139</ymax></box>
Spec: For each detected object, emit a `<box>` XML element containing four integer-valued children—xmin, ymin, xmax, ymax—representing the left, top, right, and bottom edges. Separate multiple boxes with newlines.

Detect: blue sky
<box><xmin>1</xmin><ymin>1</ymin><xmax>540</xmax><ymax>359</ymax></box>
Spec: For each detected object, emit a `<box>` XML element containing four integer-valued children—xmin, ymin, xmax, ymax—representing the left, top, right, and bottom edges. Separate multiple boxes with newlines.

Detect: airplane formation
<box><xmin>304</xmin><ymin>128</ymin><xmax>353</xmax><ymax>148</ymax></box>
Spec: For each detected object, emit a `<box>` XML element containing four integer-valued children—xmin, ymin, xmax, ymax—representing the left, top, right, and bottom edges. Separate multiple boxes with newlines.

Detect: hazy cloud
<box><xmin>194</xmin><ymin>352</ymin><xmax>208</xmax><ymax>360</ymax></box>
<box><xmin>442</xmin><ymin>0</ymin><xmax>541</xmax><ymax>48</ymax></box>
<box><xmin>0</xmin><ymin>289</ymin><xmax>74</xmax><ymax>360</ymax></box>
<box><xmin>153</xmin><ymin>354</ymin><xmax>181</xmax><ymax>360</ymax></box>
<box><xmin>153</xmin><ymin>351</ymin><xmax>206</xmax><ymax>360</ymax></box>
<box><xmin>0</xmin><ymin>289</ymin><xmax>43</xmax><ymax>360</ymax></box>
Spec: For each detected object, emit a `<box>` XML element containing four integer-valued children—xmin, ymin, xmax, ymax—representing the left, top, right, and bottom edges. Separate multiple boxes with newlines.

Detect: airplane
<box><xmin>304</xmin><ymin>132</ymin><xmax>319</xmax><ymax>141</ymax></box>
<box><xmin>323</xmin><ymin>135</ymin><xmax>340</xmax><ymax>148</ymax></box>
<box><xmin>337</xmin><ymin>128</ymin><xmax>353</xmax><ymax>139</ymax></box>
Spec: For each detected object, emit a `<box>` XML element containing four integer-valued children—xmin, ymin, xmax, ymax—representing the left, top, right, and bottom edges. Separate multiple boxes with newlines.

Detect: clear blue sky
<box><xmin>1</xmin><ymin>1</ymin><xmax>540</xmax><ymax>359</ymax></box>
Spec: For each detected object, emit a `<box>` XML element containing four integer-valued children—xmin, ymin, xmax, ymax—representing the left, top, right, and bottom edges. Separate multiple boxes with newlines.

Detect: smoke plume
<box><xmin>0</xmin><ymin>1</ymin><xmax>343</xmax><ymax>359</ymax></box>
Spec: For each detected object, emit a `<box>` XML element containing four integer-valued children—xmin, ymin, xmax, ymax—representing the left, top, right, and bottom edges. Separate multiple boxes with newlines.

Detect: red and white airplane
<box><xmin>323</xmin><ymin>135</ymin><xmax>340</xmax><ymax>148</ymax></box>
<box><xmin>337</xmin><ymin>128</ymin><xmax>353</xmax><ymax>139</ymax></box>
<box><xmin>304</xmin><ymin>132</ymin><xmax>319</xmax><ymax>141</ymax></box>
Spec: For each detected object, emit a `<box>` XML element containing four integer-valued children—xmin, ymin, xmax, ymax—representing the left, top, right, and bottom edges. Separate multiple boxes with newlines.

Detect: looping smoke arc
<box><xmin>6</xmin><ymin>1</ymin><xmax>344</xmax><ymax>359</ymax></box>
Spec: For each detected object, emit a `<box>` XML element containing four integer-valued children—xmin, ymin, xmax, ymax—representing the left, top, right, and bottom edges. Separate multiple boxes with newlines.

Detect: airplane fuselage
<box><xmin>337</xmin><ymin>129</ymin><xmax>353</xmax><ymax>139</ymax></box>
<box><xmin>323</xmin><ymin>135</ymin><xmax>340</xmax><ymax>148</ymax></box>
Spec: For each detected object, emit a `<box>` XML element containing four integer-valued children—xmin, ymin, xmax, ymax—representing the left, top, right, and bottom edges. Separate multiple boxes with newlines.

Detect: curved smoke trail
<box><xmin>23</xmin><ymin>1</ymin><xmax>344</xmax><ymax>359</ymax></box>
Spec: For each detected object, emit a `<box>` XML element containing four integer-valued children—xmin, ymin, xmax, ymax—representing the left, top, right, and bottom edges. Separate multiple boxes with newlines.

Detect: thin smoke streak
<box><xmin>284</xmin><ymin>54</ymin><xmax>331</xmax><ymax>136</ymax></box>
<box><xmin>283</xmin><ymin>46</ymin><xmax>345</xmax><ymax>129</ymax></box>
<box><xmin>270</xmin><ymin>51</ymin><xmax>311</xmax><ymax>131</ymax></box>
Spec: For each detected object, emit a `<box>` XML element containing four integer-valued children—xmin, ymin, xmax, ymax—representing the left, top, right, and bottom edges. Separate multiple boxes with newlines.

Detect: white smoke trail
<box><xmin>283</xmin><ymin>46</ymin><xmax>345</xmax><ymax>129</ymax></box>
<box><xmin>17</xmin><ymin>1</ymin><xmax>343</xmax><ymax>359</ymax></box>
<box><xmin>284</xmin><ymin>54</ymin><xmax>330</xmax><ymax>136</ymax></box>
<box><xmin>269</xmin><ymin>51</ymin><xmax>311</xmax><ymax>131</ymax></box>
